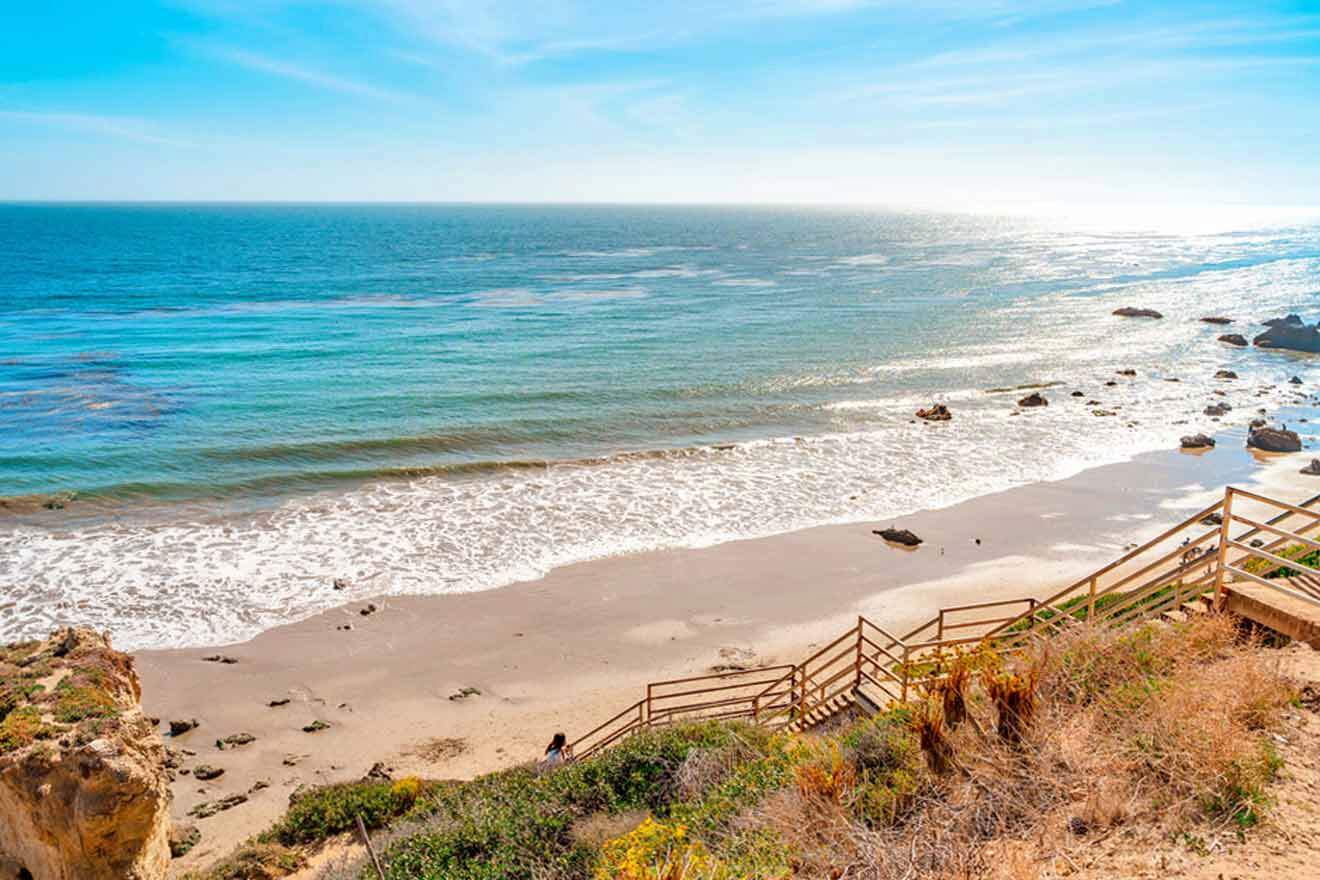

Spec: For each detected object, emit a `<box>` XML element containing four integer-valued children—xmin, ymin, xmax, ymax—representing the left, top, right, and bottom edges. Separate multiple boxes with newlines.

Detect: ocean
<box><xmin>3</xmin><ymin>203</ymin><xmax>1319</xmax><ymax>649</ymax></box>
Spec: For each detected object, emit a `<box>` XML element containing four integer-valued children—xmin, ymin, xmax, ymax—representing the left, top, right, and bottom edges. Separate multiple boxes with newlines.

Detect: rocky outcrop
<box><xmin>1200</xmin><ymin>316</ymin><xmax>1233</xmax><ymax>325</ymax></box>
<box><xmin>1180</xmin><ymin>434</ymin><xmax>1215</xmax><ymax>449</ymax></box>
<box><xmin>1301</xmin><ymin>459</ymin><xmax>1320</xmax><ymax>476</ymax></box>
<box><xmin>0</xmin><ymin>628</ymin><xmax>171</xmax><ymax>880</ymax></box>
<box><xmin>1254</xmin><ymin>315</ymin><xmax>1320</xmax><ymax>353</ymax></box>
<box><xmin>915</xmin><ymin>403</ymin><xmax>951</xmax><ymax>421</ymax></box>
<box><xmin>1215</xmin><ymin>370</ymin><xmax>1238</xmax><ymax>380</ymax></box>
<box><xmin>1219</xmin><ymin>334</ymin><xmax>1248</xmax><ymax>347</ymax></box>
<box><xmin>1247</xmin><ymin>427</ymin><xmax>1303</xmax><ymax>453</ymax></box>
<box><xmin>1204</xmin><ymin>403</ymin><xmax>1231</xmax><ymax>417</ymax></box>
<box><xmin>1113</xmin><ymin>307</ymin><xmax>1162</xmax><ymax>319</ymax></box>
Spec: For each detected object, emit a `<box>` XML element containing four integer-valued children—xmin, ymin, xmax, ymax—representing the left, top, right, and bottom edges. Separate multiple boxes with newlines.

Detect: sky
<box><xmin>1</xmin><ymin>1</ymin><xmax>1319</xmax><ymax>211</ymax></box>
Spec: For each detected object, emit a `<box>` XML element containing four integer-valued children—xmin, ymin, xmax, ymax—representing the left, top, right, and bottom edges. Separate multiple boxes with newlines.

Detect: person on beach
<box><xmin>542</xmin><ymin>732</ymin><xmax>571</xmax><ymax>768</ymax></box>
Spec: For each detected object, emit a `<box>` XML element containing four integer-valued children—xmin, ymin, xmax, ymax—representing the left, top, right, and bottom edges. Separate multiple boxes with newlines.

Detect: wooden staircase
<box><xmin>568</xmin><ymin>486</ymin><xmax>1320</xmax><ymax>762</ymax></box>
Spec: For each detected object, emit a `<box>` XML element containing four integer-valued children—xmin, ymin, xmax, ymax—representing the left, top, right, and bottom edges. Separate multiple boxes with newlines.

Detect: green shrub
<box><xmin>0</xmin><ymin>706</ymin><xmax>53</xmax><ymax>754</ymax></box>
<box><xmin>50</xmin><ymin>680</ymin><xmax>118</xmax><ymax>723</ymax></box>
<box><xmin>269</xmin><ymin>777</ymin><xmax>429</xmax><ymax>845</ymax></box>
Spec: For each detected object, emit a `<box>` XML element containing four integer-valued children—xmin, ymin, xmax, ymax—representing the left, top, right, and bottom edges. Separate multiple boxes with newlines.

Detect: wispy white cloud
<box><xmin>204</xmin><ymin>45</ymin><xmax>413</xmax><ymax>103</ymax></box>
<box><xmin>364</xmin><ymin>0</ymin><xmax>1118</xmax><ymax>66</ymax></box>
<box><xmin>0</xmin><ymin>110</ymin><xmax>181</xmax><ymax>145</ymax></box>
<box><xmin>913</xmin><ymin>16</ymin><xmax>1320</xmax><ymax>69</ymax></box>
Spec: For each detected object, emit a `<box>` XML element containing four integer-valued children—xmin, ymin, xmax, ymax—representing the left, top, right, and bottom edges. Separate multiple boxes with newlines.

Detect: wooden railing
<box><xmin>568</xmin><ymin>486</ymin><xmax>1320</xmax><ymax>761</ymax></box>
<box><xmin>1216</xmin><ymin>487</ymin><xmax>1320</xmax><ymax>609</ymax></box>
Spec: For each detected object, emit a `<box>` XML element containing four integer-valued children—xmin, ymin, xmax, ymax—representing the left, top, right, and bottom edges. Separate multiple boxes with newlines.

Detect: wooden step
<box><xmin>1162</xmin><ymin>609</ymin><xmax>1188</xmax><ymax>624</ymax></box>
<box><xmin>1224</xmin><ymin>582</ymin><xmax>1320</xmax><ymax>648</ymax></box>
<box><xmin>852</xmin><ymin>686</ymin><xmax>884</xmax><ymax>717</ymax></box>
<box><xmin>1181</xmin><ymin>599</ymin><xmax>1209</xmax><ymax>616</ymax></box>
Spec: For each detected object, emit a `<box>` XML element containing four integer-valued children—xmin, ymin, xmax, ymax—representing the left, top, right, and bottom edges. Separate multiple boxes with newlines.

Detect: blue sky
<box><xmin>1</xmin><ymin>1</ymin><xmax>1319</xmax><ymax>210</ymax></box>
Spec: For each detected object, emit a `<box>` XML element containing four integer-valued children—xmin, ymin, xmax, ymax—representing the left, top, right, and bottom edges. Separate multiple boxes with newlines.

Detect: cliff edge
<box><xmin>0</xmin><ymin>627</ymin><xmax>171</xmax><ymax>880</ymax></box>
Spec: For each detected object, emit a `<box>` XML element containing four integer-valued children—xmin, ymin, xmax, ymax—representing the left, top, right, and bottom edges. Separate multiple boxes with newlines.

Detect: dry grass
<box><xmin>734</xmin><ymin>614</ymin><xmax>1297</xmax><ymax>880</ymax></box>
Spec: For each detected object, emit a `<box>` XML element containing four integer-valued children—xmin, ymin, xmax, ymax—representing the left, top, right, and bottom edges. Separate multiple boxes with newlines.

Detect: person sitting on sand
<box><xmin>542</xmin><ymin>732</ymin><xmax>571</xmax><ymax>768</ymax></box>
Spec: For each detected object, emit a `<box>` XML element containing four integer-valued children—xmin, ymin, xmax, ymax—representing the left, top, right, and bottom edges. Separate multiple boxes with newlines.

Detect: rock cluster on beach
<box><xmin>1180</xmin><ymin>434</ymin><xmax>1215</xmax><ymax>449</ymax></box>
<box><xmin>0</xmin><ymin>628</ymin><xmax>172</xmax><ymax>880</ymax></box>
<box><xmin>1018</xmin><ymin>392</ymin><xmax>1048</xmax><ymax>407</ymax></box>
<box><xmin>1112</xmin><ymin>307</ymin><xmax>1163</xmax><ymax>319</ymax></box>
<box><xmin>915</xmin><ymin>403</ymin><xmax>952</xmax><ymax>421</ymax></box>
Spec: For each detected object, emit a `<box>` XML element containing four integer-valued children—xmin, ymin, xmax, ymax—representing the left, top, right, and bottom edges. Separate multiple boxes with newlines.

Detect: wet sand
<box><xmin>136</xmin><ymin>432</ymin><xmax>1317</xmax><ymax>871</ymax></box>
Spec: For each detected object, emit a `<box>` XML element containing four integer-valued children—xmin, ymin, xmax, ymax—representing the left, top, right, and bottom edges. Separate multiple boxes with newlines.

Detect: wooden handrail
<box><xmin>570</xmin><ymin>487</ymin><xmax>1320</xmax><ymax>761</ymax></box>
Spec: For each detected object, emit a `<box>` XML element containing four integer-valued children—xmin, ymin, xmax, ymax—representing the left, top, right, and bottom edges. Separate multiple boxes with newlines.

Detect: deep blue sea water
<box><xmin>3</xmin><ymin>204</ymin><xmax>1319</xmax><ymax>648</ymax></box>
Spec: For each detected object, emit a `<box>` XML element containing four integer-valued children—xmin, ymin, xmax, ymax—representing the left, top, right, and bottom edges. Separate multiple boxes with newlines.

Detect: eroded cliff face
<box><xmin>0</xmin><ymin>628</ymin><xmax>171</xmax><ymax>880</ymax></box>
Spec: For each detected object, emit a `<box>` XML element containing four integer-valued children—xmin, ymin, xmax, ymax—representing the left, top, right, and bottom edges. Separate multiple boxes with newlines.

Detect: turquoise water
<box><xmin>3</xmin><ymin>204</ymin><xmax>1319</xmax><ymax>647</ymax></box>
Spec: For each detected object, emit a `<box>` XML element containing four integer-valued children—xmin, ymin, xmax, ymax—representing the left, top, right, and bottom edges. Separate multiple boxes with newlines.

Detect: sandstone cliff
<box><xmin>0</xmin><ymin>628</ymin><xmax>171</xmax><ymax>880</ymax></box>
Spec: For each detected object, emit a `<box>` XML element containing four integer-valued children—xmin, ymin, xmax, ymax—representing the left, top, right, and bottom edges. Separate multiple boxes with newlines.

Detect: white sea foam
<box><xmin>3</xmin><ymin>254</ymin><xmax>1319</xmax><ymax>650</ymax></box>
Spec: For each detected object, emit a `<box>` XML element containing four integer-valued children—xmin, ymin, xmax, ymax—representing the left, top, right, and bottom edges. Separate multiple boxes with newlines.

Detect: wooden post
<box><xmin>1087</xmin><ymin>577</ymin><xmax>1096</xmax><ymax>622</ymax></box>
<box><xmin>356</xmin><ymin>814</ymin><xmax>387</xmax><ymax>880</ymax></box>
<box><xmin>644</xmin><ymin>684</ymin><xmax>652</xmax><ymax>725</ymax></box>
<box><xmin>937</xmin><ymin>610</ymin><xmax>944</xmax><ymax>641</ymax></box>
<box><xmin>855</xmin><ymin>617</ymin><xmax>864</xmax><ymax>689</ymax></box>
<box><xmin>900</xmin><ymin>644</ymin><xmax>910</xmax><ymax>702</ymax></box>
<box><xmin>1213</xmin><ymin>489</ymin><xmax>1234</xmax><ymax>608</ymax></box>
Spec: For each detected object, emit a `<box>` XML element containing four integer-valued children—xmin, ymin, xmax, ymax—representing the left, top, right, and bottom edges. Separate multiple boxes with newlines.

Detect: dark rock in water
<box><xmin>1291</xmin><ymin>376</ymin><xmax>1304</xmax><ymax>385</ymax></box>
<box><xmin>1200</xmin><ymin>316</ymin><xmax>1233</xmax><ymax>325</ymax></box>
<box><xmin>332</xmin><ymin>577</ymin><xmax>350</xmax><ymax>590</ymax></box>
<box><xmin>1215</xmin><ymin>370</ymin><xmax>1238</xmax><ymax>380</ymax></box>
<box><xmin>193</xmin><ymin>764</ymin><xmax>224</xmax><ymax>781</ymax></box>
<box><xmin>1085</xmin><ymin>399</ymin><xmax>1101</xmax><ymax>406</ymax></box>
<box><xmin>1018</xmin><ymin>392</ymin><xmax>1048</xmax><ymax>407</ymax></box>
<box><xmin>1247</xmin><ymin>426</ymin><xmax>1302</xmax><ymax>452</ymax></box>
<box><xmin>1254</xmin><ymin>315</ymin><xmax>1320</xmax><ymax>353</ymax></box>
<box><xmin>1218</xmin><ymin>334</ymin><xmax>1248</xmax><ymax>347</ymax></box>
<box><xmin>267</xmin><ymin>698</ymin><xmax>290</xmax><ymax>708</ymax></box>
<box><xmin>302</xmin><ymin>720</ymin><xmax>331</xmax><ymax>733</ymax></box>
<box><xmin>1116</xmin><ymin>368</ymin><xmax>1136</xmax><ymax>376</ymax></box>
<box><xmin>169</xmin><ymin>719</ymin><xmax>199</xmax><ymax>736</ymax></box>
<box><xmin>1301</xmin><ymin>459</ymin><xmax>1320</xmax><ymax>475</ymax></box>
<box><xmin>1251</xmin><ymin>418</ymin><xmax>1266</xmax><ymax>428</ymax></box>
<box><xmin>874</xmin><ymin>527</ymin><xmax>923</xmax><ymax>546</ymax></box>
<box><xmin>1201</xmin><ymin>513</ymin><xmax>1223</xmax><ymax>526</ymax></box>
<box><xmin>1104</xmin><ymin>380</ymin><xmax>1118</xmax><ymax>387</ymax></box>
<box><xmin>1204</xmin><ymin>403</ymin><xmax>1231</xmax><ymax>416</ymax></box>
<box><xmin>359</xmin><ymin>603</ymin><xmax>377</xmax><ymax>616</ymax></box>
<box><xmin>1070</xmin><ymin>390</ymin><xmax>1084</xmax><ymax>397</ymax></box>
<box><xmin>1113</xmin><ymin>307</ymin><xmax>1163</xmax><ymax>319</ymax></box>
<box><xmin>169</xmin><ymin>824</ymin><xmax>201</xmax><ymax>859</ymax></box>
<box><xmin>1180</xmin><ymin>434</ymin><xmax>1215</xmax><ymax>449</ymax></box>
<box><xmin>202</xmin><ymin>654</ymin><xmax>238</xmax><ymax>664</ymax></box>
<box><xmin>915</xmin><ymin>403</ymin><xmax>952</xmax><ymax>421</ymax></box>
<box><xmin>1250</xmin><ymin>538</ymin><xmax>1265</xmax><ymax>548</ymax></box>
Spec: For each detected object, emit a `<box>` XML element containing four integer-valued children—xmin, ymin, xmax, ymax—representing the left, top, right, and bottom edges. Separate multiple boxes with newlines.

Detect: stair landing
<box><xmin>1224</xmin><ymin>582</ymin><xmax>1320</xmax><ymax>648</ymax></box>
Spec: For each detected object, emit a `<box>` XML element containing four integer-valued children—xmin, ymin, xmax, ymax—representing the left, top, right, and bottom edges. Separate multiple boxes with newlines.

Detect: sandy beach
<box><xmin>134</xmin><ymin>430</ymin><xmax>1319</xmax><ymax>871</ymax></box>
